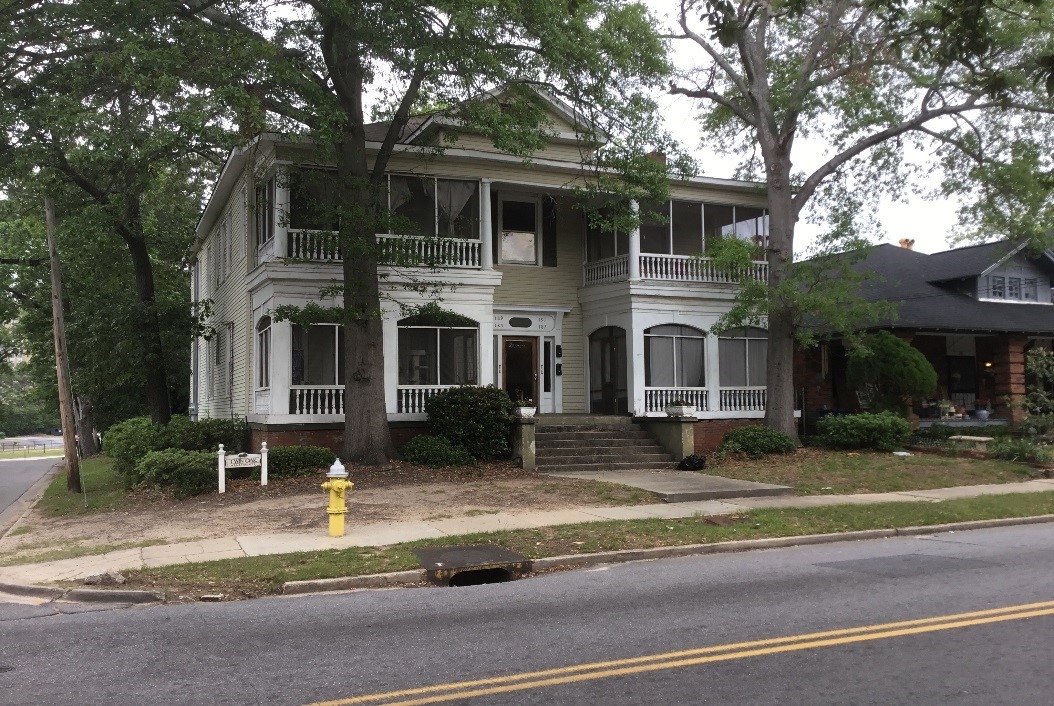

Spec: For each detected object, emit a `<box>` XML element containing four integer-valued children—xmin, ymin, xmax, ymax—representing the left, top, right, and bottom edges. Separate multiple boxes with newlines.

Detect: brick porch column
<box><xmin>992</xmin><ymin>334</ymin><xmax>1028</xmax><ymax>424</ymax></box>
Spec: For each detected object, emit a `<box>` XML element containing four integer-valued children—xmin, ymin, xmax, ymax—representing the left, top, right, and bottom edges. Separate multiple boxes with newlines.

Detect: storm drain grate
<box><xmin>411</xmin><ymin>544</ymin><xmax>531</xmax><ymax>587</ymax></box>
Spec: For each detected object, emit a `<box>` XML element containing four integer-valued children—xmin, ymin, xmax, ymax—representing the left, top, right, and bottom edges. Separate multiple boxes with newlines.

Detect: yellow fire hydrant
<box><xmin>321</xmin><ymin>458</ymin><xmax>354</xmax><ymax>537</ymax></box>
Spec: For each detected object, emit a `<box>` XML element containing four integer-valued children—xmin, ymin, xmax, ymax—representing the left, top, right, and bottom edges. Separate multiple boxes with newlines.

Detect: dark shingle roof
<box><xmin>846</xmin><ymin>243</ymin><xmax>1054</xmax><ymax>334</ymax></box>
<box><xmin>361</xmin><ymin>115</ymin><xmax>433</xmax><ymax>143</ymax></box>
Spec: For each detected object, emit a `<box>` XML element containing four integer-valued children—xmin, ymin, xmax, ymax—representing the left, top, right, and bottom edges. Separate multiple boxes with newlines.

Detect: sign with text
<box><xmin>217</xmin><ymin>442</ymin><xmax>268</xmax><ymax>493</ymax></box>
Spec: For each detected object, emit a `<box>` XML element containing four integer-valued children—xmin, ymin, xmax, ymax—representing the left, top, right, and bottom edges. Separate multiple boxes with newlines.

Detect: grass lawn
<box><xmin>120</xmin><ymin>491</ymin><xmax>1054</xmax><ymax>599</ymax></box>
<box><xmin>0</xmin><ymin>447</ymin><xmax>64</xmax><ymax>461</ymax></box>
<box><xmin>710</xmin><ymin>448</ymin><xmax>1038</xmax><ymax>494</ymax></box>
<box><xmin>36</xmin><ymin>456</ymin><xmax>131</xmax><ymax>516</ymax></box>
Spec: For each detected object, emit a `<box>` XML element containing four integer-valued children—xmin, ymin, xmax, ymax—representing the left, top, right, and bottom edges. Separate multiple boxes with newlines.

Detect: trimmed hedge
<box><xmin>719</xmin><ymin>425</ymin><xmax>796</xmax><ymax>457</ymax></box>
<box><xmin>424</xmin><ymin>385</ymin><xmax>513</xmax><ymax>460</ymax></box>
<box><xmin>817</xmin><ymin>412</ymin><xmax>911</xmax><ymax>452</ymax></box>
<box><xmin>135</xmin><ymin>449</ymin><xmax>215</xmax><ymax>499</ymax></box>
<box><xmin>402</xmin><ymin>434</ymin><xmax>475</xmax><ymax>467</ymax></box>
<box><xmin>104</xmin><ymin>415</ymin><xmax>246</xmax><ymax>484</ymax></box>
<box><xmin>267</xmin><ymin>445</ymin><xmax>335</xmax><ymax>478</ymax></box>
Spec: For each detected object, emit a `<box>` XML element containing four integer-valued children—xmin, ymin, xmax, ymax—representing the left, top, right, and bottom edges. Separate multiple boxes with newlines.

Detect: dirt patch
<box><xmin>0</xmin><ymin>461</ymin><xmax>655</xmax><ymax>560</ymax></box>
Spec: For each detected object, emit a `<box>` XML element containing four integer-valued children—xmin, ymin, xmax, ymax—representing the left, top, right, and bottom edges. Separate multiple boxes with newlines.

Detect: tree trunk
<box><xmin>336</xmin><ymin>135</ymin><xmax>395</xmax><ymax>464</ymax></box>
<box><xmin>45</xmin><ymin>196</ymin><xmax>82</xmax><ymax>493</ymax></box>
<box><xmin>762</xmin><ymin>159</ymin><xmax>800</xmax><ymax>441</ymax></box>
<box><xmin>124</xmin><ymin>231</ymin><xmax>172</xmax><ymax>425</ymax></box>
<box><xmin>74</xmin><ymin>395</ymin><xmax>100</xmax><ymax>457</ymax></box>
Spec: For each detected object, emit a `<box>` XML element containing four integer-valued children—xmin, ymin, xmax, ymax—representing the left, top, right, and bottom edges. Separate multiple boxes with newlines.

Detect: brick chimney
<box><xmin>899</xmin><ymin>238</ymin><xmax>915</xmax><ymax>250</ymax></box>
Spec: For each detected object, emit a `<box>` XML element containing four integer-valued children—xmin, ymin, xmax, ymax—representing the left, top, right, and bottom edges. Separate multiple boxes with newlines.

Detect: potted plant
<box><xmin>974</xmin><ymin>397</ymin><xmax>991</xmax><ymax>422</ymax></box>
<box><xmin>664</xmin><ymin>399</ymin><xmax>695</xmax><ymax>417</ymax></box>
<box><xmin>512</xmin><ymin>392</ymin><xmax>536</xmax><ymax>418</ymax></box>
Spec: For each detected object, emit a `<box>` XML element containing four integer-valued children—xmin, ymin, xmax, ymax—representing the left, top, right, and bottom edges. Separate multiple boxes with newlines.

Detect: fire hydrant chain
<box><xmin>321</xmin><ymin>458</ymin><xmax>354</xmax><ymax>537</ymax></box>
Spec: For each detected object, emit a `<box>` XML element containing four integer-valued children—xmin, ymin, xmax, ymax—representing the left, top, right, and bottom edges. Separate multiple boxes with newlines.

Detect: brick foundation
<box><xmin>692</xmin><ymin>419</ymin><xmax>759</xmax><ymax>454</ymax></box>
<box><xmin>249</xmin><ymin>422</ymin><xmax>429</xmax><ymax>454</ymax></box>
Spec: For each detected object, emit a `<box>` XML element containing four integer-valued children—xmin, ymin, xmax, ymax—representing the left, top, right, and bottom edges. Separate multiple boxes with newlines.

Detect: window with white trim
<box><xmin>388</xmin><ymin>175</ymin><xmax>480</xmax><ymax>238</ymax></box>
<box><xmin>255</xmin><ymin>176</ymin><xmax>276</xmax><ymax>247</ymax></box>
<box><xmin>644</xmin><ymin>325</ymin><xmax>706</xmax><ymax>387</ymax></box>
<box><xmin>1024</xmin><ymin>278</ymin><xmax>1039</xmax><ymax>301</ymax></box>
<box><xmin>718</xmin><ymin>327</ymin><xmax>768</xmax><ymax>387</ymax></box>
<box><xmin>256</xmin><ymin>316</ymin><xmax>271</xmax><ymax>389</ymax></box>
<box><xmin>397</xmin><ymin>312</ymin><xmax>478</xmax><ymax>386</ymax></box>
<box><xmin>291</xmin><ymin>324</ymin><xmax>344</xmax><ymax>385</ymax></box>
<box><xmin>990</xmin><ymin>276</ymin><xmax>1006</xmax><ymax>298</ymax></box>
<box><xmin>637</xmin><ymin>200</ymin><xmax>770</xmax><ymax>256</ymax></box>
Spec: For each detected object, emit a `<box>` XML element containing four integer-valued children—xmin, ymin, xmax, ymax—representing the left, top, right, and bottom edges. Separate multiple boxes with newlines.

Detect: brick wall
<box><xmin>249</xmin><ymin>422</ymin><xmax>429</xmax><ymax>454</ymax></box>
<box><xmin>692</xmin><ymin>419</ymin><xmax>758</xmax><ymax>454</ymax></box>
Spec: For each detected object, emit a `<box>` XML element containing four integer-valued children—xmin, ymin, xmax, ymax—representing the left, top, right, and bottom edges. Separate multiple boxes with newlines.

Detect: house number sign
<box><xmin>494</xmin><ymin>313</ymin><xmax>555</xmax><ymax>333</ymax></box>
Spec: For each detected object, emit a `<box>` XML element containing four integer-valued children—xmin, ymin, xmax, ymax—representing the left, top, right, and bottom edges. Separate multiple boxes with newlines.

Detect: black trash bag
<box><xmin>677</xmin><ymin>454</ymin><xmax>707</xmax><ymax>471</ymax></box>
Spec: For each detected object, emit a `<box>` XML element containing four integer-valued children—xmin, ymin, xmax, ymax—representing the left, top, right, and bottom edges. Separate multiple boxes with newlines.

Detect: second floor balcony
<box><xmin>584</xmin><ymin>253</ymin><xmax>768</xmax><ymax>286</ymax></box>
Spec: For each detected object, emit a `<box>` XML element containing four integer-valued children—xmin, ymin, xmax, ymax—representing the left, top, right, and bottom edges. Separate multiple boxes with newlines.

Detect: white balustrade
<box><xmin>398</xmin><ymin>385</ymin><xmax>455</xmax><ymax>414</ymax></box>
<box><xmin>583</xmin><ymin>255</ymin><xmax>630</xmax><ymax>285</ymax></box>
<box><xmin>290</xmin><ymin>386</ymin><xmax>345</xmax><ymax>415</ymax></box>
<box><xmin>635</xmin><ymin>254</ymin><xmax>768</xmax><ymax>285</ymax></box>
<box><xmin>287</xmin><ymin>230</ymin><xmax>342</xmax><ymax>261</ymax></box>
<box><xmin>378</xmin><ymin>234</ymin><xmax>481</xmax><ymax>268</ymax></box>
<box><xmin>719</xmin><ymin>387</ymin><xmax>767</xmax><ymax>412</ymax></box>
<box><xmin>644</xmin><ymin>387</ymin><xmax>709</xmax><ymax>414</ymax></box>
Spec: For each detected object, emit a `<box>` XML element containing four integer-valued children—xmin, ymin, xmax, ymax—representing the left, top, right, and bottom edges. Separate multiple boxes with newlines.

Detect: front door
<box><xmin>503</xmin><ymin>337</ymin><xmax>538</xmax><ymax>406</ymax></box>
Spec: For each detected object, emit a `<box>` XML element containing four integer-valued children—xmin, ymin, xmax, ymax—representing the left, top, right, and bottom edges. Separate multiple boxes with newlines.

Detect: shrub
<box><xmin>103</xmin><ymin>416</ymin><xmax>167</xmax><ymax>480</ymax></box>
<box><xmin>425</xmin><ymin>385</ymin><xmax>513</xmax><ymax>460</ymax></box>
<box><xmin>719</xmin><ymin>425</ymin><xmax>796</xmax><ymax>457</ymax></box>
<box><xmin>135</xmin><ymin>449</ymin><xmax>216</xmax><ymax>499</ymax></box>
<box><xmin>847</xmin><ymin>331</ymin><xmax>937</xmax><ymax>417</ymax></box>
<box><xmin>267</xmin><ymin>445</ymin><xmax>335</xmax><ymax>478</ymax></box>
<box><xmin>401</xmin><ymin>434</ymin><xmax>475</xmax><ymax>467</ymax></box>
<box><xmin>817</xmin><ymin>412</ymin><xmax>911</xmax><ymax>452</ymax></box>
<box><xmin>1019</xmin><ymin>414</ymin><xmax>1054</xmax><ymax>438</ymax></box>
<box><xmin>164</xmin><ymin>415</ymin><xmax>246</xmax><ymax>453</ymax></box>
<box><xmin>988</xmin><ymin>438</ymin><xmax>1052</xmax><ymax>465</ymax></box>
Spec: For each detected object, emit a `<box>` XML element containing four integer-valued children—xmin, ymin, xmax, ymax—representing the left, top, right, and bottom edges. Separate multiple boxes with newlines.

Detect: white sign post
<box><xmin>217</xmin><ymin>442</ymin><xmax>269</xmax><ymax>493</ymax></box>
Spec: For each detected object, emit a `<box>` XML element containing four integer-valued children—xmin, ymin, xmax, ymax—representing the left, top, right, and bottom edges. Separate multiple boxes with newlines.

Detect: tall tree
<box><xmin>176</xmin><ymin>0</ymin><xmax>675</xmax><ymax>462</ymax></box>
<box><xmin>670</xmin><ymin>0</ymin><xmax>1054</xmax><ymax>439</ymax></box>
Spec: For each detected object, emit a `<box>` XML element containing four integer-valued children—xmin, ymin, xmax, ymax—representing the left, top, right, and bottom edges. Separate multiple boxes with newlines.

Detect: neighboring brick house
<box><xmin>798</xmin><ymin>239</ymin><xmax>1054</xmax><ymax>427</ymax></box>
<box><xmin>188</xmin><ymin>88</ymin><xmax>788</xmax><ymax>451</ymax></box>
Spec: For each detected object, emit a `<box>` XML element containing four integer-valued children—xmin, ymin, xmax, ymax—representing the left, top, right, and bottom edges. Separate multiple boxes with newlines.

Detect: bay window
<box><xmin>719</xmin><ymin>327</ymin><xmax>768</xmax><ymax>387</ymax></box>
<box><xmin>644</xmin><ymin>325</ymin><xmax>706</xmax><ymax>387</ymax></box>
<box><xmin>397</xmin><ymin>312</ymin><xmax>478</xmax><ymax>386</ymax></box>
<box><xmin>291</xmin><ymin>324</ymin><xmax>344</xmax><ymax>385</ymax></box>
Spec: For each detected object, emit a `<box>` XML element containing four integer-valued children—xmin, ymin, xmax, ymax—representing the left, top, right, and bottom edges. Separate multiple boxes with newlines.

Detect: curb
<box><xmin>0</xmin><ymin>580</ymin><xmax>65</xmax><ymax>599</ymax></box>
<box><xmin>279</xmin><ymin>514</ymin><xmax>1054</xmax><ymax>596</ymax></box>
<box><xmin>64</xmin><ymin>588</ymin><xmax>166</xmax><ymax>604</ymax></box>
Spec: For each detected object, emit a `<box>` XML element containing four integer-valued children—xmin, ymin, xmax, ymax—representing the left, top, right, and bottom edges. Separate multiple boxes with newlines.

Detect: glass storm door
<box><xmin>589</xmin><ymin>326</ymin><xmax>628</xmax><ymax>414</ymax></box>
<box><xmin>503</xmin><ymin>337</ymin><xmax>538</xmax><ymax>405</ymax></box>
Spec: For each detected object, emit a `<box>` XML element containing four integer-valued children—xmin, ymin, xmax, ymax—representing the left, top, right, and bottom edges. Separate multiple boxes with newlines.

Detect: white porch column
<box><xmin>271</xmin><ymin>319</ymin><xmax>293</xmax><ymax>415</ymax></box>
<box><xmin>382</xmin><ymin>310</ymin><xmax>400</xmax><ymax>415</ymax></box>
<box><xmin>480</xmin><ymin>178</ymin><xmax>494</xmax><ymax>269</ymax></box>
<box><xmin>706</xmin><ymin>333</ymin><xmax>722</xmax><ymax>412</ymax></box>
<box><xmin>276</xmin><ymin>167</ymin><xmax>290</xmax><ymax>260</ymax></box>
<box><xmin>629</xmin><ymin>312</ymin><xmax>646</xmax><ymax>416</ymax></box>
<box><xmin>628</xmin><ymin>199</ymin><xmax>641</xmax><ymax>281</ymax></box>
<box><xmin>479</xmin><ymin>316</ymin><xmax>495</xmax><ymax>388</ymax></box>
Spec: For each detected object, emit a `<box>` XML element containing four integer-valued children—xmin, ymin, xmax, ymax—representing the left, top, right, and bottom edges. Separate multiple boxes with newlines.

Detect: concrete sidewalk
<box><xmin>2</xmin><ymin>477</ymin><xmax>1053</xmax><ymax>587</ymax></box>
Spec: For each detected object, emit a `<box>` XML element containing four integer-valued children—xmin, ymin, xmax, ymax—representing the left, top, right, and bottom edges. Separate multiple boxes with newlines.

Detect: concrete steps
<box><xmin>535</xmin><ymin>416</ymin><xmax>676</xmax><ymax>472</ymax></box>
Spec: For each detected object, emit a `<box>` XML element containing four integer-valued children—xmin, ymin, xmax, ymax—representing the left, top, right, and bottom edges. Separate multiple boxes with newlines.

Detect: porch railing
<box><xmin>288</xmin><ymin>230</ymin><xmax>341</xmax><ymax>261</ymax></box>
<box><xmin>719</xmin><ymin>386</ymin><xmax>767</xmax><ymax>412</ymax></box>
<box><xmin>582</xmin><ymin>253</ymin><xmax>768</xmax><ymax>286</ymax></box>
<box><xmin>290</xmin><ymin>385</ymin><xmax>345</xmax><ymax>415</ymax></box>
<box><xmin>583</xmin><ymin>255</ymin><xmax>630</xmax><ymax>284</ymax></box>
<box><xmin>397</xmin><ymin>385</ymin><xmax>456</xmax><ymax>414</ymax></box>
<box><xmin>644</xmin><ymin>387</ymin><xmax>709</xmax><ymax>414</ymax></box>
<box><xmin>378</xmin><ymin>234</ymin><xmax>481</xmax><ymax>269</ymax></box>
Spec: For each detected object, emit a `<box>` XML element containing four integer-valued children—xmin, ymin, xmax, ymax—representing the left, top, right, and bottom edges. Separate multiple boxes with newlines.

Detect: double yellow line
<box><xmin>308</xmin><ymin>599</ymin><xmax>1054</xmax><ymax>706</ymax></box>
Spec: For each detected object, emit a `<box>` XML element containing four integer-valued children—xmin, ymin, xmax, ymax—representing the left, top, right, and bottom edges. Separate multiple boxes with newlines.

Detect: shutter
<box><xmin>542</xmin><ymin>195</ymin><xmax>557</xmax><ymax>267</ymax></box>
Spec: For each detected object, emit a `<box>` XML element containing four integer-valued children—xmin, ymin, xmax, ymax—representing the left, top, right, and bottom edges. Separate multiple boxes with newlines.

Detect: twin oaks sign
<box><xmin>217</xmin><ymin>442</ymin><xmax>268</xmax><ymax>493</ymax></box>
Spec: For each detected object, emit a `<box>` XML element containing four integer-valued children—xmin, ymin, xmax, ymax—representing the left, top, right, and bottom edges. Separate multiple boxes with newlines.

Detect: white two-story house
<box><xmin>189</xmin><ymin>91</ymin><xmax>776</xmax><ymax>448</ymax></box>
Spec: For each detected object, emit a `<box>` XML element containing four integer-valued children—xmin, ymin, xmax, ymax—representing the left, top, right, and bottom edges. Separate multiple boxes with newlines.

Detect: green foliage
<box><xmin>847</xmin><ymin>332</ymin><xmax>938</xmax><ymax>416</ymax></box>
<box><xmin>267</xmin><ymin>446</ymin><xmax>335</xmax><ymax>478</ymax></box>
<box><xmin>104</xmin><ymin>415</ymin><xmax>245</xmax><ymax>483</ymax></box>
<box><xmin>425</xmin><ymin>386</ymin><xmax>514</xmax><ymax>460</ymax></box>
<box><xmin>719</xmin><ymin>425</ymin><xmax>797</xmax><ymax>457</ymax></box>
<box><xmin>987</xmin><ymin>438</ymin><xmax>1052</xmax><ymax>465</ymax></box>
<box><xmin>135</xmin><ymin>449</ymin><xmax>216</xmax><ymax>499</ymax></box>
<box><xmin>1019</xmin><ymin>413</ymin><xmax>1054</xmax><ymax>438</ymax></box>
<box><xmin>1024</xmin><ymin>348</ymin><xmax>1054</xmax><ymax>415</ymax></box>
<box><xmin>0</xmin><ymin>363</ymin><xmax>59</xmax><ymax>436</ymax></box>
<box><xmin>817</xmin><ymin>412</ymin><xmax>912</xmax><ymax>452</ymax></box>
<box><xmin>401</xmin><ymin>434</ymin><xmax>475</xmax><ymax>468</ymax></box>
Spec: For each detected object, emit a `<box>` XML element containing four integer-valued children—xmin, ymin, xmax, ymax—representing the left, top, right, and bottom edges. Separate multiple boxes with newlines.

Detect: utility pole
<box><xmin>45</xmin><ymin>195</ymin><xmax>81</xmax><ymax>493</ymax></box>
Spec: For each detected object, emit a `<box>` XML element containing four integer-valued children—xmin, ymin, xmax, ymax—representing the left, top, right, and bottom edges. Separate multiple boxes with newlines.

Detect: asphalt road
<box><xmin>2</xmin><ymin>524</ymin><xmax>1053</xmax><ymax>705</ymax></box>
<box><xmin>0</xmin><ymin>458</ymin><xmax>57</xmax><ymax>532</ymax></box>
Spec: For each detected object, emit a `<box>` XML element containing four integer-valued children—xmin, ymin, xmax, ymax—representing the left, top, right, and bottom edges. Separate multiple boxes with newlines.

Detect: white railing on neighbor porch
<box><xmin>398</xmin><ymin>385</ymin><xmax>455</xmax><ymax>414</ymax></box>
<box><xmin>378</xmin><ymin>235</ymin><xmax>482</xmax><ymax>269</ymax></box>
<box><xmin>719</xmin><ymin>387</ymin><xmax>767</xmax><ymax>412</ymax></box>
<box><xmin>583</xmin><ymin>255</ymin><xmax>630</xmax><ymax>284</ymax></box>
<box><xmin>288</xmin><ymin>230</ymin><xmax>342</xmax><ymax>261</ymax></box>
<box><xmin>644</xmin><ymin>387</ymin><xmax>709</xmax><ymax>414</ymax></box>
<box><xmin>290</xmin><ymin>385</ymin><xmax>345</xmax><ymax>415</ymax></box>
<box><xmin>582</xmin><ymin>254</ymin><xmax>769</xmax><ymax>286</ymax></box>
<box><xmin>638</xmin><ymin>254</ymin><xmax>768</xmax><ymax>284</ymax></box>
